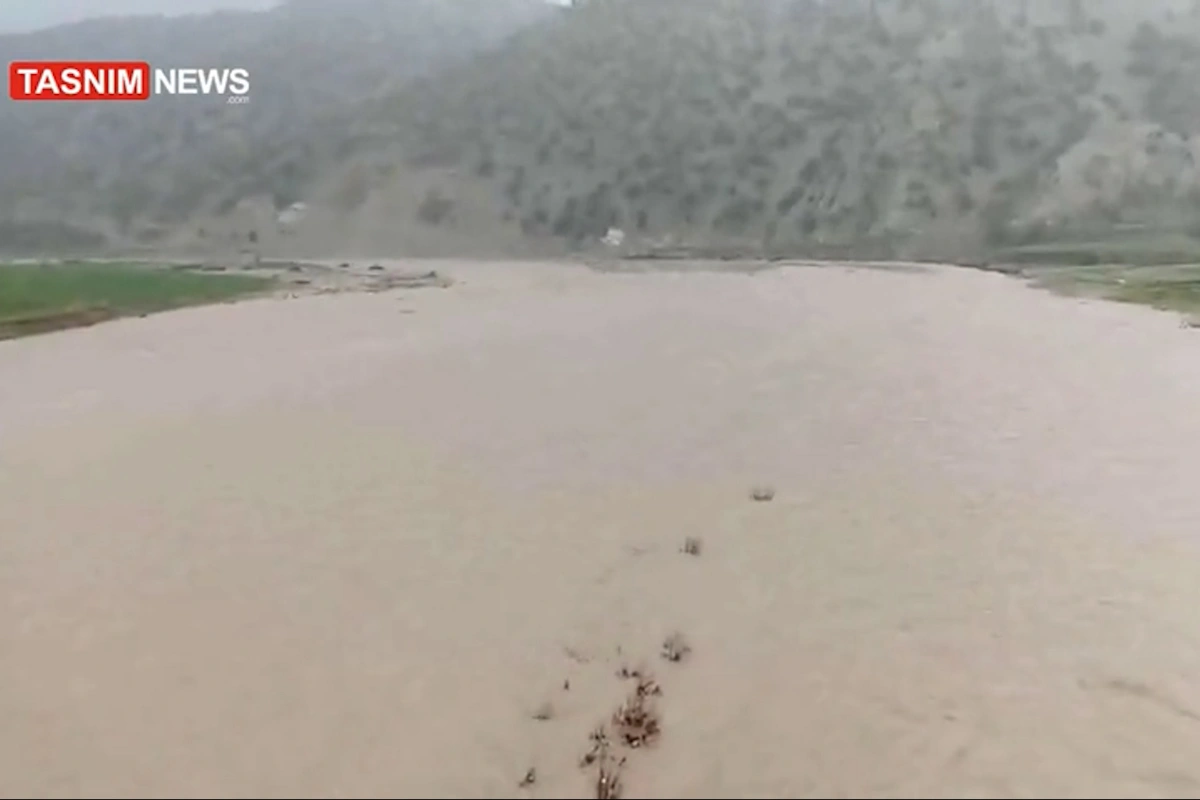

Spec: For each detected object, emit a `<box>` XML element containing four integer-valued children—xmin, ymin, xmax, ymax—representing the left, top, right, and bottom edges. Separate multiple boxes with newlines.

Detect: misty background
<box><xmin>0</xmin><ymin>0</ymin><xmax>574</xmax><ymax>32</ymax></box>
<box><xmin>0</xmin><ymin>0</ymin><xmax>278</xmax><ymax>32</ymax></box>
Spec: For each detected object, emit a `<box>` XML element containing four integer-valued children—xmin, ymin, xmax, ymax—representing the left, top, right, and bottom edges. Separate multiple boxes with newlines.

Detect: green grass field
<box><xmin>985</xmin><ymin>232</ymin><xmax>1200</xmax><ymax>323</ymax></box>
<box><xmin>1022</xmin><ymin>262</ymin><xmax>1200</xmax><ymax>322</ymax></box>
<box><xmin>0</xmin><ymin>262</ymin><xmax>273</xmax><ymax>340</ymax></box>
<box><xmin>992</xmin><ymin>232</ymin><xmax>1200</xmax><ymax>268</ymax></box>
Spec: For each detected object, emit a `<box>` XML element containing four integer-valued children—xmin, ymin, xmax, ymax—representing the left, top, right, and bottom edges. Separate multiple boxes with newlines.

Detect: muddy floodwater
<box><xmin>4</xmin><ymin>260</ymin><xmax>1200</xmax><ymax>798</ymax></box>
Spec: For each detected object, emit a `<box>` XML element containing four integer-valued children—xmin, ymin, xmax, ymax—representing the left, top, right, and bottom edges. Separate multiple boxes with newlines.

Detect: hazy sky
<box><xmin>0</xmin><ymin>0</ymin><xmax>279</xmax><ymax>33</ymax></box>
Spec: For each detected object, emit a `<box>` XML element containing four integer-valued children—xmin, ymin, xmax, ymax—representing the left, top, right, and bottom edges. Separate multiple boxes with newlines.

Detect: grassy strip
<box><xmin>0</xmin><ymin>262</ymin><xmax>273</xmax><ymax>340</ymax></box>
<box><xmin>1023</xmin><ymin>263</ymin><xmax>1200</xmax><ymax>320</ymax></box>
<box><xmin>1106</xmin><ymin>278</ymin><xmax>1200</xmax><ymax>317</ymax></box>
<box><xmin>993</xmin><ymin>234</ymin><xmax>1200</xmax><ymax>268</ymax></box>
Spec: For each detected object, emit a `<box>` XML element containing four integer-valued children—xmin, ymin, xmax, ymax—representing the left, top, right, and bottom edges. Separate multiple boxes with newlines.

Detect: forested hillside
<box><xmin>5</xmin><ymin>0</ymin><xmax>1200</xmax><ymax>261</ymax></box>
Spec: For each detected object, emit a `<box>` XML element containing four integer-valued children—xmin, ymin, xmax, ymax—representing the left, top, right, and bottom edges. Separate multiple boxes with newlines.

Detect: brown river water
<box><xmin>3</xmin><ymin>260</ymin><xmax>1200</xmax><ymax>798</ymax></box>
